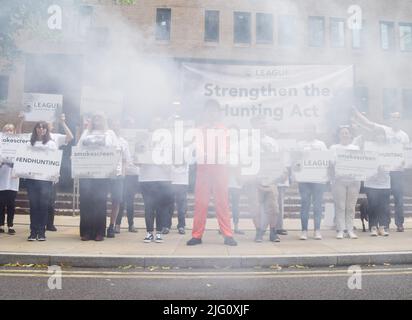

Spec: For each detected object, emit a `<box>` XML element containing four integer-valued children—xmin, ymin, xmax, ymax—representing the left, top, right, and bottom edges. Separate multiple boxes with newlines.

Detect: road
<box><xmin>0</xmin><ymin>265</ymin><xmax>411</xmax><ymax>300</ymax></box>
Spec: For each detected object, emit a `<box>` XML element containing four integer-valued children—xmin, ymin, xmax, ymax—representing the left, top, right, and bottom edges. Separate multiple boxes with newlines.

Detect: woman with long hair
<box><xmin>26</xmin><ymin>122</ymin><xmax>57</xmax><ymax>241</ymax></box>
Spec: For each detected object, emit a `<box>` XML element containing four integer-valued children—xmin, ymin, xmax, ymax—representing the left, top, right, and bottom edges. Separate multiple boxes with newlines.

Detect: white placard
<box><xmin>334</xmin><ymin>149</ymin><xmax>378</xmax><ymax>181</ymax></box>
<box><xmin>71</xmin><ymin>146</ymin><xmax>121</xmax><ymax>179</ymax></box>
<box><xmin>23</xmin><ymin>93</ymin><xmax>62</xmax><ymax>122</ymax></box>
<box><xmin>404</xmin><ymin>144</ymin><xmax>412</xmax><ymax>169</ymax></box>
<box><xmin>364</xmin><ymin>141</ymin><xmax>404</xmax><ymax>171</ymax></box>
<box><xmin>13</xmin><ymin>145</ymin><xmax>62</xmax><ymax>182</ymax></box>
<box><xmin>293</xmin><ymin>150</ymin><xmax>333</xmax><ymax>183</ymax></box>
<box><xmin>258</xmin><ymin>151</ymin><xmax>286</xmax><ymax>185</ymax></box>
<box><xmin>0</xmin><ymin>133</ymin><xmax>31</xmax><ymax>162</ymax></box>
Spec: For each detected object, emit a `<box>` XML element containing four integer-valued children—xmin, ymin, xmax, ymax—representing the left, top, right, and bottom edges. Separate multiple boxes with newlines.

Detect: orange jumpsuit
<box><xmin>191</xmin><ymin>125</ymin><xmax>233</xmax><ymax>239</ymax></box>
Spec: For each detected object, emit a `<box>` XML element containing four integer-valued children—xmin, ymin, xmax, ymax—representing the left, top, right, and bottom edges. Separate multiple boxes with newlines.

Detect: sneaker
<box><xmin>178</xmin><ymin>227</ymin><xmax>186</xmax><ymax>235</ymax></box>
<box><xmin>397</xmin><ymin>225</ymin><xmax>405</xmax><ymax>232</ymax></box>
<box><xmin>114</xmin><ymin>225</ymin><xmax>121</xmax><ymax>234</ymax></box>
<box><xmin>277</xmin><ymin>229</ymin><xmax>288</xmax><ymax>236</ymax></box>
<box><xmin>348</xmin><ymin>231</ymin><xmax>358</xmax><ymax>239</ymax></box>
<box><xmin>270</xmin><ymin>228</ymin><xmax>280</xmax><ymax>242</ymax></box>
<box><xmin>128</xmin><ymin>225</ymin><xmax>138</xmax><ymax>233</ymax></box>
<box><xmin>155</xmin><ymin>233</ymin><xmax>164</xmax><ymax>243</ymax></box>
<box><xmin>255</xmin><ymin>229</ymin><xmax>264</xmax><ymax>243</ymax></box>
<box><xmin>336</xmin><ymin>231</ymin><xmax>344</xmax><ymax>239</ymax></box>
<box><xmin>106</xmin><ymin>225</ymin><xmax>115</xmax><ymax>238</ymax></box>
<box><xmin>378</xmin><ymin>226</ymin><xmax>389</xmax><ymax>237</ymax></box>
<box><xmin>0</xmin><ymin>226</ymin><xmax>4</xmax><ymax>233</ymax></box>
<box><xmin>143</xmin><ymin>233</ymin><xmax>154</xmax><ymax>243</ymax></box>
<box><xmin>7</xmin><ymin>228</ymin><xmax>16</xmax><ymax>235</ymax></box>
<box><xmin>224</xmin><ymin>237</ymin><xmax>238</xmax><ymax>246</ymax></box>
<box><xmin>187</xmin><ymin>237</ymin><xmax>202</xmax><ymax>246</ymax></box>
<box><xmin>314</xmin><ymin>231</ymin><xmax>322</xmax><ymax>240</ymax></box>
<box><xmin>37</xmin><ymin>233</ymin><xmax>46</xmax><ymax>241</ymax></box>
<box><xmin>300</xmin><ymin>231</ymin><xmax>308</xmax><ymax>240</ymax></box>
<box><xmin>27</xmin><ymin>232</ymin><xmax>37</xmax><ymax>241</ymax></box>
<box><xmin>161</xmin><ymin>227</ymin><xmax>170</xmax><ymax>235</ymax></box>
<box><xmin>370</xmin><ymin>226</ymin><xmax>378</xmax><ymax>237</ymax></box>
<box><xmin>46</xmin><ymin>225</ymin><xmax>57</xmax><ymax>232</ymax></box>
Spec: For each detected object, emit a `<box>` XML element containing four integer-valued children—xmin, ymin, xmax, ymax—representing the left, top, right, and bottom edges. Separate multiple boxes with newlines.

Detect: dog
<box><xmin>358</xmin><ymin>197</ymin><xmax>369</xmax><ymax>232</ymax></box>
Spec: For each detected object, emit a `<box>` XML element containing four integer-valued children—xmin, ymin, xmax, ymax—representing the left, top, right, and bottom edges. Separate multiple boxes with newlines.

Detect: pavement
<box><xmin>1</xmin><ymin>215</ymin><xmax>412</xmax><ymax>269</ymax></box>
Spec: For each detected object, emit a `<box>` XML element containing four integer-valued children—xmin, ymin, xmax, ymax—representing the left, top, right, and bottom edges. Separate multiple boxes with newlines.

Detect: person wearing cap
<box><xmin>352</xmin><ymin>109</ymin><xmax>409</xmax><ymax>232</ymax></box>
<box><xmin>186</xmin><ymin>99</ymin><xmax>237</xmax><ymax>246</ymax></box>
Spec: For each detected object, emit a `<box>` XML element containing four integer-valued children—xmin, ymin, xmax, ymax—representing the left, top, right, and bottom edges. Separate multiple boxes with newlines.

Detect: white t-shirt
<box><xmin>78</xmin><ymin>129</ymin><xmax>119</xmax><ymax>148</ymax></box>
<box><xmin>377</xmin><ymin>125</ymin><xmax>410</xmax><ymax>145</ymax></box>
<box><xmin>31</xmin><ymin>140</ymin><xmax>57</xmax><ymax>150</ymax></box>
<box><xmin>0</xmin><ymin>133</ymin><xmax>19</xmax><ymax>191</ymax></box>
<box><xmin>298</xmin><ymin>139</ymin><xmax>328</xmax><ymax>151</ymax></box>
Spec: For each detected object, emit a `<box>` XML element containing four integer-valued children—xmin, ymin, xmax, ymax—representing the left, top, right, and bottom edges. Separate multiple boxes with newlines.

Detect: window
<box><xmin>399</xmin><ymin>23</ymin><xmax>412</xmax><ymax>51</ymax></box>
<box><xmin>354</xmin><ymin>87</ymin><xmax>369</xmax><ymax>113</ymax></box>
<box><xmin>0</xmin><ymin>76</ymin><xmax>9</xmax><ymax>108</ymax></box>
<box><xmin>278</xmin><ymin>15</ymin><xmax>298</xmax><ymax>46</ymax></box>
<box><xmin>205</xmin><ymin>10</ymin><xmax>219</xmax><ymax>42</ymax></box>
<box><xmin>308</xmin><ymin>16</ymin><xmax>325</xmax><ymax>47</ymax></box>
<box><xmin>256</xmin><ymin>13</ymin><xmax>273</xmax><ymax>44</ymax></box>
<box><xmin>330</xmin><ymin>18</ymin><xmax>345</xmax><ymax>48</ymax></box>
<box><xmin>156</xmin><ymin>8</ymin><xmax>171</xmax><ymax>41</ymax></box>
<box><xmin>234</xmin><ymin>12</ymin><xmax>251</xmax><ymax>44</ymax></box>
<box><xmin>383</xmin><ymin>88</ymin><xmax>398</xmax><ymax>119</ymax></box>
<box><xmin>352</xmin><ymin>20</ymin><xmax>365</xmax><ymax>49</ymax></box>
<box><xmin>402</xmin><ymin>89</ymin><xmax>412</xmax><ymax>118</ymax></box>
<box><xmin>380</xmin><ymin>21</ymin><xmax>395</xmax><ymax>50</ymax></box>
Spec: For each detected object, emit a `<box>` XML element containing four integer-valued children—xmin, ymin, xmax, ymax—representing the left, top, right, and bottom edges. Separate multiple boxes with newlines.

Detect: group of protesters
<box><xmin>0</xmin><ymin>100</ymin><xmax>410</xmax><ymax>245</ymax></box>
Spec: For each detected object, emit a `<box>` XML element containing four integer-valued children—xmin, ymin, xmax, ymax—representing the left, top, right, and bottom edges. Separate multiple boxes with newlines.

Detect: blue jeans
<box><xmin>26</xmin><ymin>179</ymin><xmax>53</xmax><ymax>234</ymax></box>
<box><xmin>298</xmin><ymin>183</ymin><xmax>325</xmax><ymax>231</ymax></box>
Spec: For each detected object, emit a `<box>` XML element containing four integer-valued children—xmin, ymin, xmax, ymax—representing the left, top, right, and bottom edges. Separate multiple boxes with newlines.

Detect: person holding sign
<box><xmin>329</xmin><ymin>126</ymin><xmax>361</xmax><ymax>239</ymax></box>
<box><xmin>26</xmin><ymin>122</ymin><xmax>58</xmax><ymax>241</ymax></box>
<box><xmin>77</xmin><ymin>113</ymin><xmax>120</xmax><ymax>241</ymax></box>
<box><xmin>353</xmin><ymin>109</ymin><xmax>409</xmax><ymax>232</ymax></box>
<box><xmin>0</xmin><ymin>122</ymin><xmax>22</xmax><ymax>235</ymax></box>
<box><xmin>363</xmin><ymin>131</ymin><xmax>392</xmax><ymax>237</ymax></box>
<box><xmin>294</xmin><ymin>124</ymin><xmax>328</xmax><ymax>241</ymax></box>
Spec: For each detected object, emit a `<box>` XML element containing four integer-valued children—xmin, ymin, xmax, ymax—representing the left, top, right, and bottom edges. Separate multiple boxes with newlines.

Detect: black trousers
<box><xmin>166</xmin><ymin>184</ymin><xmax>188</xmax><ymax>229</ymax></box>
<box><xmin>0</xmin><ymin>190</ymin><xmax>17</xmax><ymax>227</ymax></box>
<box><xmin>365</xmin><ymin>188</ymin><xmax>390</xmax><ymax>228</ymax></box>
<box><xmin>47</xmin><ymin>184</ymin><xmax>57</xmax><ymax>228</ymax></box>
<box><xmin>390</xmin><ymin>171</ymin><xmax>404</xmax><ymax>227</ymax></box>
<box><xmin>229</xmin><ymin>188</ymin><xmax>241</xmax><ymax>225</ymax></box>
<box><xmin>116</xmin><ymin>175</ymin><xmax>140</xmax><ymax>227</ymax></box>
<box><xmin>140</xmin><ymin>181</ymin><xmax>173</xmax><ymax>233</ymax></box>
<box><xmin>79</xmin><ymin>179</ymin><xmax>109</xmax><ymax>238</ymax></box>
<box><xmin>26</xmin><ymin>179</ymin><xmax>53</xmax><ymax>234</ymax></box>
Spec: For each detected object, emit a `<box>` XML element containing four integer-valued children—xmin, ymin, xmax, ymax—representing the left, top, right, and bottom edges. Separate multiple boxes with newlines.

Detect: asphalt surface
<box><xmin>0</xmin><ymin>264</ymin><xmax>411</xmax><ymax>300</ymax></box>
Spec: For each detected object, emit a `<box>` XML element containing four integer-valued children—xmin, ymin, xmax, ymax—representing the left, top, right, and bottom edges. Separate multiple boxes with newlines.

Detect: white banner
<box><xmin>364</xmin><ymin>141</ymin><xmax>404</xmax><ymax>171</ymax></box>
<box><xmin>181</xmin><ymin>64</ymin><xmax>354</xmax><ymax>133</ymax></box>
<box><xmin>13</xmin><ymin>145</ymin><xmax>62</xmax><ymax>182</ymax></box>
<box><xmin>23</xmin><ymin>93</ymin><xmax>62</xmax><ymax>122</ymax></box>
<box><xmin>334</xmin><ymin>149</ymin><xmax>378</xmax><ymax>181</ymax></box>
<box><xmin>0</xmin><ymin>133</ymin><xmax>31</xmax><ymax>162</ymax></box>
<box><xmin>292</xmin><ymin>150</ymin><xmax>332</xmax><ymax>183</ymax></box>
<box><xmin>71</xmin><ymin>146</ymin><xmax>121</xmax><ymax>179</ymax></box>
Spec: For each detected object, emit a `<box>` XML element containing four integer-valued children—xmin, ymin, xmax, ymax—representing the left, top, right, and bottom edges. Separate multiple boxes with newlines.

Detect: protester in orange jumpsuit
<box><xmin>187</xmin><ymin>100</ymin><xmax>237</xmax><ymax>246</ymax></box>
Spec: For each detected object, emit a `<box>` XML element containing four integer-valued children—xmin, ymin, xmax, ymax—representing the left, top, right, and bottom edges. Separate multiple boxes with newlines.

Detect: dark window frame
<box><xmin>256</xmin><ymin>12</ymin><xmax>274</xmax><ymax>44</ymax></box>
<box><xmin>234</xmin><ymin>11</ymin><xmax>252</xmax><ymax>44</ymax></box>
<box><xmin>380</xmin><ymin>21</ymin><xmax>395</xmax><ymax>50</ymax></box>
<box><xmin>399</xmin><ymin>22</ymin><xmax>412</xmax><ymax>52</ymax></box>
<box><xmin>308</xmin><ymin>16</ymin><xmax>325</xmax><ymax>47</ymax></box>
<box><xmin>330</xmin><ymin>17</ymin><xmax>345</xmax><ymax>48</ymax></box>
<box><xmin>204</xmin><ymin>10</ymin><xmax>220</xmax><ymax>42</ymax></box>
<box><xmin>156</xmin><ymin>8</ymin><xmax>172</xmax><ymax>41</ymax></box>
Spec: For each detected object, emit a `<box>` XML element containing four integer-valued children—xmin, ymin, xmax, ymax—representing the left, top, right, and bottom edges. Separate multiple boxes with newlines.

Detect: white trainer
<box><xmin>348</xmin><ymin>231</ymin><xmax>358</xmax><ymax>239</ymax></box>
<box><xmin>300</xmin><ymin>231</ymin><xmax>308</xmax><ymax>240</ymax></box>
<box><xmin>314</xmin><ymin>231</ymin><xmax>322</xmax><ymax>240</ymax></box>
<box><xmin>378</xmin><ymin>226</ymin><xmax>389</xmax><ymax>237</ymax></box>
<box><xmin>336</xmin><ymin>231</ymin><xmax>344</xmax><ymax>239</ymax></box>
<box><xmin>370</xmin><ymin>226</ymin><xmax>378</xmax><ymax>237</ymax></box>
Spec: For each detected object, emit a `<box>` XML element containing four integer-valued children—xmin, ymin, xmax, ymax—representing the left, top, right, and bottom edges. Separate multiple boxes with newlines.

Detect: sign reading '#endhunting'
<box><xmin>23</xmin><ymin>93</ymin><xmax>62</xmax><ymax>122</ymax></box>
<box><xmin>181</xmin><ymin>64</ymin><xmax>354</xmax><ymax>133</ymax></box>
